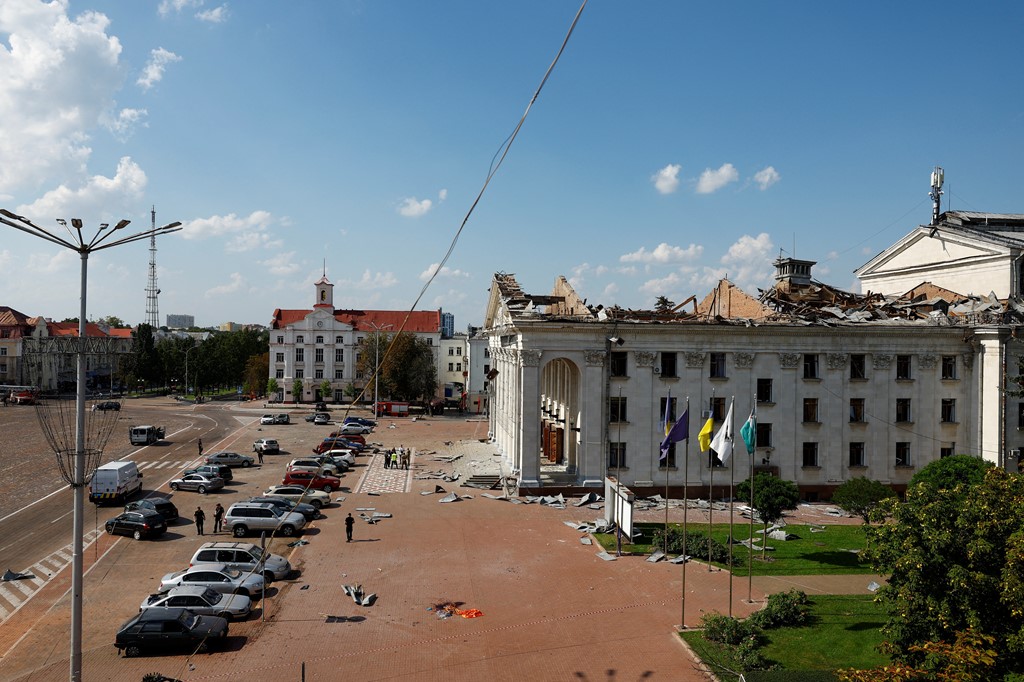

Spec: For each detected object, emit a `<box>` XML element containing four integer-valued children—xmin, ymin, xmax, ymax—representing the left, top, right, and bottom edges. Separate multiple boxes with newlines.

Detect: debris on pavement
<box><xmin>595</xmin><ymin>552</ymin><xmax>617</xmax><ymax>561</ymax></box>
<box><xmin>431</xmin><ymin>600</ymin><xmax>483</xmax><ymax>619</ymax></box>
<box><xmin>438</xmin><ymin>492</ymin><xmax>461</xmax><ymax>503</ymax></box>
<box><xmin>2</xmin><ymin>569</ymin><xmax>34</xmax><ymax>581</ymax></box>
<box><xmin>343</xmin><ymin>584</ymin><xmax>377</xmax><ymax>606</ymax></box>
<box><xmin>646</xmin><ymin>550</ymin><xmax>666</xmax><ymax>563</ymax></box>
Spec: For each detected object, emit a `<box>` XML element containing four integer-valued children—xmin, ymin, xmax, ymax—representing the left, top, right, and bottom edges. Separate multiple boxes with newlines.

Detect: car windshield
<box><xmin>178</xmin><ymin>611</ymin><xmax>200</xmax><ymax>629</ymax></box>
<box><xmin>245</xmin><ymin>547</ymin><xmax>264</xmax><ymax>561</ymax></box>
<box><xmin>201</xmin><ymin>588</ymin><xmax>221</xmax><ymax>603</ymax></box>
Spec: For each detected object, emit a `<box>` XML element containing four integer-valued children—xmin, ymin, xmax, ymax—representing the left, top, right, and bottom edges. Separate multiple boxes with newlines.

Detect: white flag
<box><xmin>710</xmin><ymin>400</ymin><xmax>734</xmax><ymax>465</ymax></box>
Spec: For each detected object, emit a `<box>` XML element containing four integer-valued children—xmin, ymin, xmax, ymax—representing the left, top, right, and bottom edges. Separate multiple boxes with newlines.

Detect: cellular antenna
<box><xmin>929</xmin><ymin>166</ymin><xmax>944</xmax><ymax>225</ymax></box>
<box><xmin>145</xmin><ymin>205</ymin><xmax>161</xmax><ymax>327</ymax></box>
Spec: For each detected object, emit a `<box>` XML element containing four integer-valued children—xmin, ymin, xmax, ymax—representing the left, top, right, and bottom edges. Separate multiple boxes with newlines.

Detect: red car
<box><xmin>281</xmin><ymin>470</ymin><xmax>341</xmax><ymax>493</ymax></box>
<box><xmin>326</xmin><ymin>432</ymin><xmax>366</xmax><ymax>445</ymax></box>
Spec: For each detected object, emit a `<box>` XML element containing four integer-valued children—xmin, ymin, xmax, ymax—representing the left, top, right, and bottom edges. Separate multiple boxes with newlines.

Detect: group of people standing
<box><xmin>193</xmin><ymin>503</ymin><xmax>225</xmax><ymax>535</ymax></box>
<box><xmin>383</xmin><ymin>445</ymin><xmax>410</xmax><ymax>470</ymax></box>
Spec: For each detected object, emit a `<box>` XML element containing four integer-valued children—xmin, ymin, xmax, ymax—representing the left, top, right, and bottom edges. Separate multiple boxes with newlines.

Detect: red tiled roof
<box><xmin>47</xmin><ymin>322</ymin><xmax>113</xmax><ymax>338</ymax></box>
<box><xmin>0</xmin><ymin>306</ymin><xmax>33</xmax><ymax>327</ymax></box>
<box><xmin>271</xmin><ymin>309</ymin><xmax>440</xmax><ymax>333</ymax></box>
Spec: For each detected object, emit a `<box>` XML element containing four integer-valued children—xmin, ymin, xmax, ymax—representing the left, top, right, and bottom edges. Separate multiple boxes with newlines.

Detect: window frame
<box><xmin>896</xmin><ymin>354</ymin><xmax>912</xmax><ymax>380</ymax></box>
<box><xmin>610</xmin><ymin>351</ymin><xmax>628</xmax><ymax>378</ymax></box>
<box><xmin>803</xmin><ymin>353</ymin><xmax>819</xmax><ymax>379</ymax></box>
<box><xmin>802</xmin><ymin>442</ymin><xmax>819</xmax><ymax>468</ymax></box>
<box><xmin>709</xmin><ymin>352</ymin><xmax>727</xmax><ymax>379</ymax></box>
<box><xmin>849</xmin><ymin>442</ymin><xmax>866</xmax><ymax>467</ymax></box>
<box><xmin>610</xmin><ymin>396</ymin><xmax>627</xmax><ymax>423</ymax></box>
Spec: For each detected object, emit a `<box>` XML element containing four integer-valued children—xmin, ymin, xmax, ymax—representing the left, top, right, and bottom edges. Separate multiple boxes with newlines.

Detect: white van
<box><xmin>129</xmin><ymin>425</ymin><xmax>165</xmax><ymax>446</ymax></box>
<box><xmin>89</xmin><ymin>461</ymin><xmax>143</xmax><ymax>504</ymax></box>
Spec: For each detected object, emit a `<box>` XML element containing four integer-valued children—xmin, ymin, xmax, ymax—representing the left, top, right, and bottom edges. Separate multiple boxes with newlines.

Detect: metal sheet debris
<box><xmin>646</xmin><ymin>550</ymin><xmax>666</xmax><ymax>563</ymax></box>
<box><xmin>574</xmin><ymin>492</ymin><xmax>601</xmax><ymax>507</ymax></box>
<box><xmin>596</xmin><ymin>552</ymin><xmax>617</xmax><ymax>561</ymax></box>
<box><xmin>342</xmin><ymin>584</ymin><xmax>377</xmax><ymax>606</ymax></box>
<box><xmin>439</xmin><ymin>492</ymin><xmax>461</xmax><ymax>503</ymax></box>
<box><xmin>579</xmin><ymin>537</ymin><xmax>592</xmax><ymax>545</ymax></box>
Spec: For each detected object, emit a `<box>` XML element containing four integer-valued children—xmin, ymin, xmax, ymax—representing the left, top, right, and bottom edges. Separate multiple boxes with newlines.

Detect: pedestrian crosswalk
<box><xmin>0</xmin><ymin>529</ymin><xmax>103</xmax><ymax>624</ymax></box>
<box><xmin>135</xmin><ymin>459</ymin><xmax>201</xmax><ymax>472</ymax></box>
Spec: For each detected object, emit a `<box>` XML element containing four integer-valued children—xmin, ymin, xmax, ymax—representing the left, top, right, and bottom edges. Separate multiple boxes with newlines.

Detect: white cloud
<box><xmin>438</xmin><ymin>188</ymin><xmax>448</xmax><ymax>201</ymax></box>
<box><xmin>602</xmin><ymin>282</ymin><xmax>619</xmax><ymax>298</ymax></box>
<box><xmin>137</xmin><ymin>47</ymin><xmax>181</xmax><ymax>91</ymax></box>
<box><xmin>753</xmin><ymin>166</ymin><xmax>780</xmax><ymax>190</ymax></box>
<box><xmin>105</xmin><ymin>107</ymin><xmax>148</xmax><ymax>141</ymax></box>
<box><xmin>651</xmin><ymin>164</ymin><xmax>681</xmax><ymax>195</ymax></box>
<box><xmin>159</xmin><ymin>0</ymin><xmax>203</xmax><ymax>17</ymax></box>
<box><xmin>419</xmin><ymin>263</ymin><xmax>470</xmax><ymax>281</ymax></box>
<box><xmin>342</xmin><ymin>270</ymin><xmax>398</xmax><ymax>290</ymax></box>
<box><xmin>0</xmin><ymin>3</ymin><xmax>124</xmax><ymax>197</ymax></box>
<box><xmin>640</xmin><ymin>272</ymin><xmax>684</xmax><ymax>296</ymax></box>
<box><xmin>696</xmin><ymin>163</ymin><xmax>739</xmax><ymax>194</ymax></box>
<box><xmin>259</xmin><ymin>252</ymin><xmax>301</xmax><ymax>276</ymax></box>
<box><xmin>397</xmin><ymin>197</ymin><xmax>432</xmax><ymax>217</ymax></box>
<box><xmin>620</xmin><ymin>242</ymin><xmax>703</xmax><ymax>264</ymax></box>
<box><xmin>19</xmin><ymin>156</ymin><xmax>147</xmax><ymax>219</ymax></box>
<box><xmin>616</xmin><ymin>265</ymin><xmax>638</xmax><ymax>276</ymax></box>
<box><xmin>690</xmin><ymin>232</ymin><xmax>775</xmax><ymax>293</ymax></box>
<box><xmin>825</xmin><ymin>250</ymin><xmax>839</xmax><ymax>260</ymax></box>
<box><xmin>181</xmin><ymin>210</ymin><xmax>274</xmax><ymax>245</ymax></box>
<box><xmin>196</xmin><ymin>5</ymin><xmax>228</xmax><ymax>23</ymax></box>
<box><xmin>205</xmin><ymin>272</ymin><xmax>245</xmax><ymax>297</ymax></box>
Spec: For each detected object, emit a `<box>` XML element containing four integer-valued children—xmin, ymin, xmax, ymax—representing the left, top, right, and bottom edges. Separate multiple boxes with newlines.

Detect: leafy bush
<box><xmin>651</xmin><ymin>527</ymin><xmax>731</xmax><ymax>564</ymax></box>
<box><xmin>700</xmin><ymin>612</ymin><xmax>760</xmax><ymax>646</ymax></box>
<box><xmin>750</xmin><ymin>589</ymin><xmax>810</xmax><ymax>629</ymax></box>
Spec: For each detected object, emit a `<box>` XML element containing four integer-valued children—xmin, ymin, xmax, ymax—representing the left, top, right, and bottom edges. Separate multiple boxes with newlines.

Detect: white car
<box><xmin>338</xmin><ymin>423</ymin><xmax>371</xmax><ymax>436</ymax></box>
<box><xmin>321</xmin><ymin>449</ymin><xmax>357</xmax><ymax>467</ymax></box>
<box><xmin>263</xmin><ymin>484</ymin><xmax>332</xmax><ymax>510</ymax></box>
<box><xmin>288</xmin><ymin>458</ymin><xmax>342</xmax><ymax>477</ymax></box>
<box><xmin>253</xmin><ymin>438</ymin><xmax>280</xmax><ymax>454</ymax></box>
<box><xmin>159</xmin><ymin>563</ymin><xmax>265</xmax><ymax>599</ymax></box>
<box><xmin>141</xmin><ymin>585</ymin><xmax>251</xmax><ymax>621</ymax></box>
<box><xmin>260</xmin><ymin>414</ymin><xmax>275</xmax><ymax>425</ymax></box>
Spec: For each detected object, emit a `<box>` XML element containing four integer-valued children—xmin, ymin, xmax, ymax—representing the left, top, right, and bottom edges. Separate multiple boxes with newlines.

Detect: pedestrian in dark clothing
<box><xmin>194</xmin><ymin>507</ymin><xmax>206</xmax><ymax>535</ymax></box>
<box><xmin>345</xmin><ymin>513</ymin><xmax>354</xmax><ymax>542</ymax></box>
<box><xmin>198</xmin><ymin>439</ymin><xmax>204</xmax><ymax>457</ymax></box>
<box><xmin>257</xmin><ymin>448</ymin><xmax>264</xmax><ymax>464</ymax></box>
<box><xmin>383</xmin><ymin>450</ymin><xmax>390</xmax><ymax>470</ymax></box>
<box><xmin>213</xmin><ymin>503</ymin><xmax>224</xmax><ymax>533</ymax></box>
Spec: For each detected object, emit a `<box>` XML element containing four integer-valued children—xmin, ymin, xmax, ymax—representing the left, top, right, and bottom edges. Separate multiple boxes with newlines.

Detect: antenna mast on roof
<box><xmin>929</xmin><ymin>166</ymin><xmax>944</xmax><ymax>225</ymax></box>
<box><xmin>144</xmin><ymin>206</ymin><xmax>161</xmax><ymax>328</ymax></box>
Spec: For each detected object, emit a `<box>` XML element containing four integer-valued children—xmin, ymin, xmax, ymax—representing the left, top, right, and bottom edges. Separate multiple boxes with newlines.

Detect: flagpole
<box><xmin>748</xmin><ymin>403</ymin><xmax>755</xmax><ymax>603</ymax></box>
<box><xmin>681</xmin><ymin>398</ymin><xmax>689</xmax><ymax>629</ymax></box>
<box><xmin>727</xmin><ymin>396</ymin><xmax>735</xmax><ymax>617</ymax></box>
<box><xmin>663</xmin><ymin>391</ymin><xmax>672</xmax><ymax>555</ymax></box>
<box><xmin>708</xmin><ymin>445</ymin><xmax>714</xmax><ymax>571</ymax></box>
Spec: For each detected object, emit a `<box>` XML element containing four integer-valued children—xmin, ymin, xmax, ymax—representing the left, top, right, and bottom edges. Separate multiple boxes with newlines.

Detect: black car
<box><xmin>115</xmin><ymin>607</ymin><xmax>228</xmax><ymax>657</ymax></box>
<box><xmin>125</xmin><ymin>497</ymin><xmax>178</xmax><ymax>522</ymax></box>
<box><xmin>92</xmin><ymin>401</ymin><xmax>121</xmax><ymax>412</ymax></box>
<box><xmin>315</xmin><ymin>401</ymin><xmax>328</xmax><ymax>411</ymax></box>
<box><xmin>104</xmin><ymin>508</ymin><xmax>167</xmax><ymax>540</ymax></box>
<box><xmin>184</xmin><ymin>463</ymin><xmax>233</xmax><ymax>481</ymax></box>
<box><xmin>246</xmin><ymin>496</ymin><xmax>319</xmax><ymax>521</ymax></box>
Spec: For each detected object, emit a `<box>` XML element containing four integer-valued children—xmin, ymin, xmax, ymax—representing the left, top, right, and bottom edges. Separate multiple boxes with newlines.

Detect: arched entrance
<box><xmin>539</xmin><ymin>357</ymin><xmax>581</xmax><ymax>481</ymax></box>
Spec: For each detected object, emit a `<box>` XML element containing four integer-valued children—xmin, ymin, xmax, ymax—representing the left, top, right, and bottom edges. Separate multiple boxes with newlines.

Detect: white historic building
<box><xmin>269</xmin><ymin>276</ymin><xmax>441</xmax><ymax>403</ymax></box>
<box><xmin>483</xmin><ymin>211</ymin><xmax>1024</xmax><ymax>496</ymax></box>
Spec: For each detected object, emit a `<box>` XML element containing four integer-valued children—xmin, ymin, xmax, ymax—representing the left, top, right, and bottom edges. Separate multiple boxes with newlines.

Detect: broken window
<box><xmin>896</xmin><ymin>442</ymin><xmax>911</xmax><ymax>467</ymax></box>
<box><xmin>803</xmin><ymin>398</ymin><xmax>819</xmax><ymax>423</ymax></box>
<box><xmin>660</xmin><ymin>352</ymin><xmax>677</xmax><ymax>378</ymax></box>
<box><xmin>849</xmin><ymin>442</ymin><xmax>865</xmax><ymax>467</ymax></box>
<box><xmin>802</xmin><ymin>442</ymin><xmax>819</xmax><ymax>467</ymax></box>
<box><xmin>849</xmin><ymin>398</ymin><xmax>865</xmax><ymax>423</ymax></box>
<box><xmin>941</xmin><ymin>399</ymin><xmax>956</xmax><ymax>423</ymax></box>
<box><xmin>803</xmin><ymin>354</ymin><xmax>819</xmax><ymax>379</ymax></box>
<box><xmin>896</xmin><ymin>398</ymin><xmax>912</xmax><ymax>423</ymax></box>
<box><xmin>610</xmin><ymin>396</ymin><xmax>627</xmax><ymax>423</ymax></box>
<box><xmin>710</xmin><ymin>352</ymin><xmax>726</xmax><ymax>379</ymax></box>
<box><xmin>941</xmin><ymin>356</ymin><xmax>957</xmax><ymax>380</ymax></box>
<box><xmin>610</xmin><ymin>351</ymin><xmax>627</xmax><ymax>377</ymax></box>
<box><xmin>608</xmin><ymin>442</ymin><xmax>626</xmax><ymax>469</ymax></box>
<box><xmin>850</xmin><ymin>354</ymin><xmax>866</xmax><ymax>380</ymax></box>
<box><xmin>756</xmin><ymin>378</ymin><xmax>773</xmax><ymax>403</ymax></box>
<box><xmin>896</xmin><ymin>355</ymin><xmax>912</xmax><ymax>380</ymax></box>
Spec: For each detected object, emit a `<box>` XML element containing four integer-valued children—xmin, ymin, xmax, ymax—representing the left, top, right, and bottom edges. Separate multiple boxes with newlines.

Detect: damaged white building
<box><xmin>484</xmin><ymin>211</ymin><xmax>1024</xmax><ymax>498</ymax></box>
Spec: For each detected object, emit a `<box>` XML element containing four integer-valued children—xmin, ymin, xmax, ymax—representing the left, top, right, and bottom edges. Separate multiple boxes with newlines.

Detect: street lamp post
<box><xmin>368</xmin><ymin>322</ymin><xmax>393</xmax><ymax>418</ymax></box>
<box><xmin>0</xmin><ymin>209</ymin><xmax>181</xmax><ymax>682</ymax></box>
<box><xmin>185</xmin><ymin>344</ymin><xmax>197</xmax><ymax>399</ymax></box>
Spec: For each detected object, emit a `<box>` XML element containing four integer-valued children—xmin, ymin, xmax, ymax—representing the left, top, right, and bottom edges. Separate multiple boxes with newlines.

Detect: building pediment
<box><xmin>856</xmin><ymin>226</ymin><xmax>1013</xmax><ymax>283</ymax></box>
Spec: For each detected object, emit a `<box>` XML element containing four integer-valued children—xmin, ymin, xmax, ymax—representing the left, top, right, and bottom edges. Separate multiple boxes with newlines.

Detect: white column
<box><xmin>974</xmin><ymin>327</ymin><xmax>1008</xmax><ymax>465</ymax></box>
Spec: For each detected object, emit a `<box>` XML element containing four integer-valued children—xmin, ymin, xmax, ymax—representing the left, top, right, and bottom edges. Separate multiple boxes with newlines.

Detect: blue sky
<box><xmin>2</xmin><ymin>1</ymin><xmax>1022</xmax><ymax>329</ymax></box>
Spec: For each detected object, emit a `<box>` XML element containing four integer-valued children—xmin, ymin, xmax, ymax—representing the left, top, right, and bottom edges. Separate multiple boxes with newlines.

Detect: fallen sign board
<box><xmin>604</xmin><ymin>476</ymin><xmax>635</xmax><ymax>539</ymax></box>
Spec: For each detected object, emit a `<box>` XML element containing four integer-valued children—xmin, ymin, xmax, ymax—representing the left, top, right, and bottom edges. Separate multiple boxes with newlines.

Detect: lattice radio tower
<box><xmin>144</xmin><ymin>205</ymin><xmax>161</xmax><ymax>327</ymax></box>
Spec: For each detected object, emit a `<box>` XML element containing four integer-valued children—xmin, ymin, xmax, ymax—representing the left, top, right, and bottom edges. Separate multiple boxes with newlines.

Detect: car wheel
<box><xmin>232</xmin><ymin>524</ymin><xmax>248</xmax><ymax>537</ymax></box>
<box><xmin>217</xmin><ymin>611</ymin><xmax>234</xmax><ymax>621</ymax></box>
<box><xmin>322</xmin><ymin>485</ymin><xmax>332</xmax><ymax>493</ymax></box>
<box><xmin>263</xmin><ymin>570</ymin><xmax>276</xmax><ymax>581</ymax></box>
<box><xmin>242</xmin><ymin>460</ymin><xmax>251</xmax><ymax>468</ymax></box>
<box><xmin>280</xmin><ymin>525</ymin><xmax>295</xmax><ymax>537</ymax></box>
<box><xmin>310</xmin><ymin>500</ymin><xmax>323</xmax><ymax>509</ymax></box>
<box><xmin>133</xmin><ymin>530</ymin><xmax>143</xmax><ymax>541</ymax></box>
<box><xmin>124</xmin><ymin>644</ymin><xmax>141</xmax><ymax>658</ymax></box>
<box><xmin>170</xmin><ymin>483</ymin><xmax>180</xmax><ymax>491</ymax></box>
<box><xmin>198</xmin><ymin>485</ymin><xmax>207</xmax><ymax>494</ymax></box>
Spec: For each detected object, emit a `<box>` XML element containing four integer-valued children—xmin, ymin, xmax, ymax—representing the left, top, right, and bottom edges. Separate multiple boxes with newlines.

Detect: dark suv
<box><xmin>125</xmin><ymin>497</ymin><xmax>178</xmax><ymax>521</ymax></box>
<box><xmin>92</xmin><ymin>401</ymin><xmax>121</xmax><ymax>411</ymax></box>
<box><xmin>184</xmin><ymin>463</ymin><xmax>233</xmax><ymax>481</ymax></box>
<box><xmin>104</xmin><ymin>508</ymin><xmax>167</xmax><ymax>540</ymax></box>
<box><xmin>114</xmin><ymin>608</ymin><xmax>228</xmax><ymax>657</ymax></box>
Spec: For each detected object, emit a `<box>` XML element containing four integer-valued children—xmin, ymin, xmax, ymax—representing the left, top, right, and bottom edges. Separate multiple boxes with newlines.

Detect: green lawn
<box><xmin>593</xmin><ymin>522</ymin><xmax>874</xmax><ymax>575</ymax></box>
<box><xmin>681</xmin><ymin>595</ymin><xmax>888</xmax><ymax>680</ymax></box>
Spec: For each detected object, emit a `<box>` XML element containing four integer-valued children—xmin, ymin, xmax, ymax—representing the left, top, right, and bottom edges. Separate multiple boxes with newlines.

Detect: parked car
<box><xmin>315</xmin><ymin>437</ymin><xmax>364</xmax><ymax>454</ymax></box>
<box><xmin>252</xmin><ymin>438</ymin><xmax>280</xmax><ymax>454</ymax></box>
<box><xmin>247</xmin><ymin>495</ymin><xmax>318</xmax><ymax>522</ymax></box>
<box><xmin>190</xmin><ymin>541</ymin><xmax>292</xmax><ymax>581</ymax></box>
<box><xmin>315</xmin><ymin>401</ymin><xmax>328</xmax><ymax>411</ymax></box>
<box><xmin>313</xmin><ymin>454</ymin><xmax>350</xmax><ymax>473</ymax></box>
<box><xmin>169</xmin><ymin>473</ymin><xmax>225</xmax><ymax>494</ymax></box>
<box><xmin>337</xmin><ymin>422</ymin><xmax>372</xmax><ymax>436</ymax></box>
<box><xmin>104</xmin><ymin>508</ymin><xmax>167</xmax><ymax>540</ymax></box>
<box><xmin>313</xmin><ymin>412</ymin><xmax>331</xmax><ymax>425</ymax></box>
<box><xmin>263</xmin><ymin>485</ymin><xmax>331</xmax><ymax>510</ymax></box>
<box><xmin>140</xmin><ymin>585</ymin><xmax>251</xmax><ymax>621</ymax></box>
<box><xmin>260</xmin><ymin>414</ymin><xmax>276</xmax><ymax>425</ymax></box>
<box><xmin>343</xmin><ymin>416</ymin><xmax>377</xmax><ymax>428</ymax></box>
<box><xmin>281</xmin><ymin>470</ymin><xmax>340</xmax><ymax>493</ymax></box>
<box><xmin>288</xmin><ymin>458</ymin><xmax>343</xmax><ymax>477</ymax></box>
<box><xmin>124</xmin><ymin>497</ymin><xmax>178</xmax><ymax>521</ymax></box>
<box><xmin>274</xmin><ymin>414</ymin><xmax>290</xmax><ymax>424</ymax></box>
<box><xmin>223</xmin><ymin>501</ymin><xmax>306</xmax><ymax>537</ymax></box>
<box><xmin>303</xmin><ymin>413</ymin><xmax>317</xmax><ymax>423</ymax></box>
<box><xmin>205</xmin><ymin>451</ymin><xmax>254</xmax><ymax>468</ymax></box>
<box><xmin>115</xmin><ymin>608</ymin><xmax>228</xmax><ymax>657</ymax></box>
<box><xmin>159</xmin><ymin>563</ymin><xmax>265</xmax><ymax>598</ymax></box>
<box><xmin>183</xmin><ymin>463</ymin><xmax>232</xmax><ymax>481</ymax></box>
<box><xmin>326</xmin><ymin>432</ymin><xmax>366</xmax><ymax>447</ymax></box>
<box><xmin>320</xmin><ymin>449</ymin><xmax>357</xmax><ymax>467</ymax></box>
<box><xmin>91</xmin><ymin>400</ymin><xmax>121</xmax><ymax>412</ymax></box>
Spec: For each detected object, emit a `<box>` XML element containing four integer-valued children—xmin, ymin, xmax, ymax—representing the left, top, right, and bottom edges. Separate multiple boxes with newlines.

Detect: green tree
<box><xmin>654</xmin><ymin>295</ymin><xmax>675</xmax><ymax>312</ymax></box>
<box><xmin>863</xmin><ymin>468</ymin><xmax>1024</xmax><ymax>674</ymax></box>
<box><xmin>831</xmin><ymin>477</ymin><xmax>895</xmax><ymax>524</ymax></box>
<box><xmin>357</xmin><ymin>332</ymin><xmax>437</xmax><ymax>403</ymax></box>
<box><xmin>243</xmin><ymin>352</ymin><xmax>269</xmax><ymax>396</ymax></box>
<box><xmin>291</xmin><ymin>378</ymin><xmax>304</xmax><ymax>403</ymax></box>
<box><xmin>128</xmin><ymin>324</ymin><xmax>161</xmax><ymax>390</ymax></box>
<box><xmin>736</xmin><ymin>473</ymin><xmax>800</xmax><ymax>558</ymax></box>
<box><xmin>319</xmin><ymin>379</ymin><xmax>332</xmax><ymax>402</ymax></box>
<box><xmin>344</xmin><ymin>381</ymin><xmax>359</xmax><ymax>401</ymax></box>
<box><xmin>266</xmin><ymin>377</ymin><xmax>279</xmax><ymax>399</ymax></box>
<box><xmin>910</xmin><ymin>454</ymin><xmax>992</xmax><ymax>493</ymax></box>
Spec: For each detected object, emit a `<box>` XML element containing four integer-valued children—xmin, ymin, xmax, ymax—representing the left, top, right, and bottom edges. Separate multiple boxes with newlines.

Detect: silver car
<box><xmin>169</xmin><ymin>473</ymin><xmax>225</xmax><ymax>494</ymax></box>
<box><xmin>141</xmin><ymin>585</ymin><xmax>251</xmax><ymax>621</ymax></box>
<box><xmin>205</xmin><ymin>451</ymin><xmax>255</xmax><ymax>468</ymax></box>
<box><xmin>159</xmin><ymin>562</ymin><xmax>265</xmax><ymax>598</ymax></box>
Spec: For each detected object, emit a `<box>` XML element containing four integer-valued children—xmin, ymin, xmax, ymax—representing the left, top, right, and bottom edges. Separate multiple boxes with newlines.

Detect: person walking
<box><xmin>403</xmin><ymin>449</ymin><xmax>410</xmax><ymax>470</ymax></box>
<box><xmin>198</xmin><ymin>439</ymin><xmax>204</xmax><ymax>457</ymax></box>
<box><xmin>256</xmin><ymin>447</ymin><xmax>264</xmax><ymax>465</ymax></box>
<box><xmin>194</xmin><ymin>506</ymin><xmax>206</xmax><ymax>536</ymax></box>
<box><xmin>213</xmin><ymin>503</ymin><xmax>224</xmax><ymax>533</ymax></box>
<box><xmin>345</xmin><ymin>513</ymin><xmax>354</xmax><ymax>542</ymax></box>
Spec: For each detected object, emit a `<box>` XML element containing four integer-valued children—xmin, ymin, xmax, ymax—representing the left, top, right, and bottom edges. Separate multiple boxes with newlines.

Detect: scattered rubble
<box><xmin>342</xmin><ymin>584</ymin><xmax>376</xmax><ymax>607</ymax></box>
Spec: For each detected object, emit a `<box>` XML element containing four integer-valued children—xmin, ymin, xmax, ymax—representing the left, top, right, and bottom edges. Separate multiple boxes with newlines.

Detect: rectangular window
<box><xmin>295</xmin><ymin>348</ymin><xmax>304</xmax><ymax>362</ymax></box>
<box><xmin>315</xmin><ymin>369</ymin><xmax>323</xmax><ymax>379</ymax></box>
<box><xmin>357</xmin><ymin>337</ymin><xmax>363</xmax><ymax>345</ymax></box>
<box><xmin>315</xmin><ymin>348</ymin><xmax>324</xmax><ymax>363</ymax></box>
<box><xmin>660</xmin><ymin>352</ymin><xmax>677</xmax><ymax>378</ymax></box>
<box><xmin>710</xmin><ymin>397</ymin><xmax>726</xmax><ymax>421</ymax></box>
<box><xmin>448</xmin><ymin>363</ymin><xmax>454</xmax><ymax>372</ymax></box>
<box><xmin>609</xmin><ymin>442</ymin><xmax>627</xmax><ymax>469</ymax></box>
<box><xmin>896</xmin><ymin>398</ymin><xmax>912</xmax><ymax>423</ymax></box>
<box><xmin>427</xmin><ymin>338</ymin><xmax>433</xmax><ymax>345</ymax></box>
<box><xmin>802</xmin><ymin>442</ymin><xmax>819</xmax><ymax>467</ymax></box>
<box><xmin>756</xmin><ymin>378</ymin><xmax>773</xmax><ymax>403</ymax></box>
<box><xmin>0</xmin><ymin>363</ymin><xmax>7</xmax><ymax>374</ymax></box>
<box><xmin>896</xmin><ymin>442</ymin><xmax>911</xmax><ymax>467</ymax></box>
<box><xmin>335</xmin><ymin>336</ymin><xmax>343</xmax><ymax>344</ymax></box>
<box><xmin>484</xmin><ymin>348</ymin><xmax>490</xmax><ymax>358</ymax></box>
<box><xmin>803</xmin><ymin>354</ymin><xmax>819</xmax><ymax>379</ymax></box>
<box><xmin>850</xmin><ymin>398</ymin><xmax>865</xmax><ymax>423</ymax></box>
<box><xmin>448</xmin><ymin>347</ymin><xmax>455</xmax><ymax>356</ymax></box>
<box><xmin>0</xmin><ymin>347</ymin><xmax>7</xmax><ymax>356</ymax></box>
<box><xmin>610</xmin><ymin>351</ymin><xmax>627</xmax><ymax>377</ymax></box>
<box><xmin>940</xmin><ymin>445</ymin><xmax>954</xmax><ymax>458</ymax></box>
<box><xmin>275</xmin><ymin>369</ymin><xmax>284</xmax><ymax>379</ymax></box>
<box><xmin>941</xmin><ymin>356</ymin><xmax>957</xmax><ymax>380</ymax></box>
<box><xmin>456</xmin><ymin>363</ymin><xmax>462</xmax><ymax>372</ymax></box>
<box><xmin>356</xmin><ymin>352</ymin><xmax>362</xmax><ymax>363</ymax></box>
<box><xmin>610</xmin><ymin>396</ymin><xmax>627</xmax><ymax>423</ymax></box>
<box><xmin>941</xmin><ymin>398</ymin><xmax>956</xmax><ymax>423</ymax></box>
<box><xmin>277</xmin><ymin>336</ymin><xmax>284</xmax><ymax>344</ymax></box>
<box><xmin>755</xmin><ymin>423</ymin><xmax>772</xmax><ymax>448</ymax></box>
<box><xmin>483</xmin><ymin>364</ymin><xmax>490</xmax><ymax>375</ymax></box>
<box><xmin>896</xmin><ymin>355</ymin><xmax>912</xmax><ymax>380</ymax></box>
<box><xmin>296</xmin><ymin>369</ymin><xmax>304</xmax><ymax>379</ymax></box>
<box><xmin>709</xmin><ymin>352</ymin><xmax>726</xmax><ymax>378</ymax></box>
<box><xmin>335</xmin><ymin>349</ymin><xmax>344</xmax><ymax>362</ymax></box>
<box><xmin>803</xmin><ymin>398</ymin><xmax>819</xmax><ymax>423</ymax></box>
<box><xmin>315</xmin><ymin>335</ymin><xmax>323</xmax><ymax>344</ymax></box>
<box><xmin>276</xmin><ymin>353</ymin><xmax>284</xmax><ymax>363</ymax></box>
<box><xmin>850</xmin><ymin>354</ymin><xmax>866</xmax><ymax>380</ymax></box>
<box><xmin>849</xmin><ymin>442</ymin><xmax>866</xmax><ymax>467</ymax></box>
<box><xmin>334</xmin><ymin>370</ymin><xmax>343</xmax><ymax>379</ymax></box>
<box><xmin>296</xmin><ymin>335</ymin><xmax>304</xmax><ymax>344</ymax></box>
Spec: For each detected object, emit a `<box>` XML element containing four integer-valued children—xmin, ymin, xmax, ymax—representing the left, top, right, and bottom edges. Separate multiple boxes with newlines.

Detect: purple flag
<box><xmin>660</xmin><ymin>408</ymin><xmax>689</xmax><ymax>460</ymax></box>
